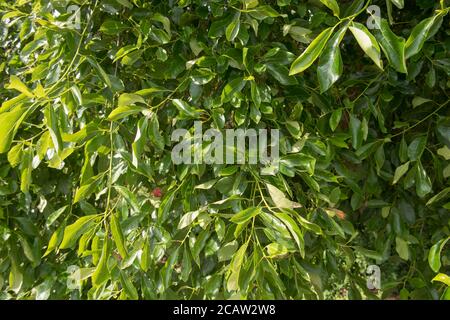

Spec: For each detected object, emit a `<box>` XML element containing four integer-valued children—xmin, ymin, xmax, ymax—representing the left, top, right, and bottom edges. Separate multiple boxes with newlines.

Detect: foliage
<box><xmin>0</xmin><ymin>0</ymin><xmax>449</xmax><ymax>300</ymax></box>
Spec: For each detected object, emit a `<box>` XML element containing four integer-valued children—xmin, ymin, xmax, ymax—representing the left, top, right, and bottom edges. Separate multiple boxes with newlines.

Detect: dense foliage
<box><xmin>0</xmin><ymin>0</ymin><xmax>449</xmax><ymax>300</ymax></box>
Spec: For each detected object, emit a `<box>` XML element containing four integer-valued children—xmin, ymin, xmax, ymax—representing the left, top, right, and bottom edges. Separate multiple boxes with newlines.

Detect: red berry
<box><xmin>335</xmin><ymin>209</ymin><xmax>346</xmax><ymax>220</ymax></box>
<box><xmin>152</xmin><ymin>188</ymin><xmax>162</xmax><ymax>198</ymax></box>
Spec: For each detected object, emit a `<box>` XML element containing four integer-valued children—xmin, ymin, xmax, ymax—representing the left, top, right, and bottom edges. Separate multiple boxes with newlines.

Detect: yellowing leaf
<box><xmin>432</xmin><ymin>273</ymin><xmax>450</xmax><ymax>286</ymax></box>
<box><xmin>393</xmin><ymin>161</ymin><xmax>410</xmax><ymax>185</ymax></box>
<box><xmin>266</xmin><ymin>183</ymin><xmax>301</xmax><ymax>209</ymax></box>
<box><xmin>0</xmin><ymin>106</ymin><xmax>27</xmax><ymax>154</ymax></box>
<box><xmin>6</xmin><ymin>75</ymin><xmax>34</xmax><ymax>97</ymax></box>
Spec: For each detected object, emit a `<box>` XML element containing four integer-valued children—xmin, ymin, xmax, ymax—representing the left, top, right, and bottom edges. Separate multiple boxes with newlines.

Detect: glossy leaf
<box><xmin>349</xmin><ymin>23</ymin><xmax>383</xmax><ymax>70</ymax></box>
<box><xmin>428</xmin><ymin>237</ymin><xmax>449</xmax><ymax>273</ymax></box>
<box><xmin>289</xmin><ymin>27</ymin><xmax>334</xmax><ymax>75</ymax></box>
<box><xmin>317</xmin><ymin>26</ymin><xmax>347</xmax><ymax>92</ymax></box>
<box><xmin>375</xmin><ymin>19</ymin><xmax>407</xmax><ymax>73</ymax></box>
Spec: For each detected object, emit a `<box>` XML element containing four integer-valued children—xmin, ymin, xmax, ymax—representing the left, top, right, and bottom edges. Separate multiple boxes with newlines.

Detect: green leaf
<box><xmin>0</xmin><ymin>106</ymin><xmax>27</xmax><ymax>154</ymax></box>
<box><xmin>399</xmin><ymin>136</ymin><xmax>408</xmax><ymax>162</ymax></box>
<box><xmin>178</xmin><ymin>210</ymin><xmax>201</xmax><ymax>229</ymax></box>
<box><xmin>283</xmin><ymin>208</ymin><xmax>323</xmax><ymax>235</ymax></box>
<box><xmin>289</xmin><ymin>27</ymin><xmax>334</xmax><ymax>75</ymax></box>
<box><xmin>230</xmin><ymin>207</ymin><xmax>261</xmax><ymax>224</ymax></box>
<box><xmin>86</xmin><ymin>57</ymin><xmax>112</xmax><ymax>88</ymax></box>
<box><xmin>44</xmin><ymin>106</ymin><xmax>63</xmax><ymax>153</ymax></box>
<box><xmin>218</xmin><ymin>240</ymin><xmax>238</xmax><ymax>262</ymax></box>
<box><xmin>432</xmin><ymin>273</ymin><xmax>450</xmax><ymax>286</ymax></box>
<box><xmin>412</xmin><ymin>96</ymin><xmax>432</xmax><ymax>108</ymax></box>
<box><xmin>158</xmin><ymin>190</ymin><xmax>175</xmax><ymax>222</ymax></box>
<box><xmin>221</xmin><ymin>78</ymin><xmax>246</xmax><ymax>103</ymax></box>
<box><xmin>215</xmin><ymin>218</ymin><xmax>226</xmax><ymax>241</ymax></box>
<box><xmin>243</xmin><ymin>0</ymin><xmax>258</xmax><ymax>9</ymax></box>
<box><xmin>114</xmin><ymin>186</ymin><xmax>140</xmax><ymax>212</ymax></box>
<box><xmin>152</xmin><ymin>13</ymin><xmax>171</xmax><ymax>35</ymax></box>
<box><xmin>393</xmin><ymin>161</ymin><xmax>410</xmax><ymax>184</ymax></box>
<box><xmin>354</xmin><ymin>246</ymin><xmax>383</xmax><ymax>260</ymax></box>
<box><xmin>375</xmin><ymin>19</ymin><xmax>407</xmax><ymax>73</ymax></box>
<box><xmin>317</xmin><ymin>27</ymin><xmax>347</xmax><ymax>92</ymax></box>
<box><xmin>428</xmin><ymin>237</ymin><xmax>449</xmax><ymax>273</ymax></box>
<box><xmin>118</xmin><ymin>93</ymin><xmax>146</xmax><ymax>107</ymax></box>
<box><xmin>20</xmin><ymin>148</ymin><xmax>32</xmax><ymax>193</ymax></box>
<box><xmin>59</xmin><ymin>215</ymin><xmax>98</xmax><ymax>249</ymax></box>
<box><xmin>406</xmin><ymin>14</ymin><xmax>443</xmax><ymax>59</ymax></box>
<box><xmin>407</xmin><ymin>136</ymin><xmax>427</xmax><ymax>161</ymax></box>
<box><xmin>195</xmin><ymin>179</ymin><xmax>217</xmax><ymax>190</ymax></box>
<box><xmin>250</xmin><ymin>81</ymin><xmax>261</xmax><ymax>108</ymax></box>
<box><xmin>108</xmin><ymin>105</ymin><xmax>146</xmax><ymax>121</ymax></box>
<box><xmin>45</xmin><ymin>205</ymin><xmax>68</xmax><ymax>228</ymax></box>
<box><xmin>140</xmin><ymin>241</ymin><xmax>150</xmax><ymax>272</ymax></box>
<box><xmin>266</xmin><ymin>242</ymin><xmax>289</xmax><ymax>257</ymax></box>
<box><xmin>19</xmin><ymin>236</ymin><xmax>40</xmax><ymax>265</ymax></box>
<box><xmin>191</xmin><ymin>230</ymin><xmax>210</xmax><ymax>266</ymax></box>
<box><xmin>260</xmin><ymin>211</ymin><xmax>291</xmax><ymax>239</ymax></box>
<box><xmin>266</xmin><ymin>63</ymin><xmax>298</xmax><ymax>85</ymax></box>
<box><xmin>416</xmin><ymin>161</ymin><xmax>432</xmax><ymax>198</ymax></box>
<box><xmin>226</xmin><ymin>12</ymin><xmax>240</xmax><ymax>42</ymax></box>
<box><xmin>119</xmin><ymin>272</ymin><xmax>138</xmax><ymax>300</ymax></box>
<box><xmin>390</xmin><ymin>0</ymin><xmax>404</xmax><ymax>9</ymax></box>
<box><xmin>100</xmin><ymin>19</ymin><xmax>129</xmax><ymax>35</ymax></box>
<box><xmin>349</xmin><ymin>23</ymin><xmax>383</xmax><ymax>70</ymax></box>
<box><xmin>42</xmin><ymin>230</ymin><xmax>65</xmax><ymax>258</ymax></box>
<box><xmin>296</xmin><ymin>214</ymin><xmax>323</xmax><ymax>235</ymax></box>
<box><xmin>7</xmin><ymin>143</ymin><xmax>23</xmax><ymax>167</ymax></box>
<box><xmin>191</xmin><ymin>68</ymin><xmax>216</xmax><ymax>85</ymax></box>
<box><xmin>436</xmin><ymin>118</ymin><xmax>450</xmax><ymax>149</ymax></box>
<box><xmin>426</xmin><ymin>187</ymin><xmax>450</xmax><ymax>206</ymax></box>
<box><xmin>349</xmin><ymin>114</ymin><xmax>363</xmax><ymax>150</ymax></box>
<box><xmin>329</xmin><ymin>108</ymin><xmax>342</xmax><ymax>132</ymax></box>
<box><xmin>111</xmin><ymin>214</ymin><xmax>127</xmax><ymax>259</ymax></box>
<box><xmin>6</xmin><ymin>75</ymin><xmax>34</xmax><ymax>97</ymax></box>
<box><xmin>320</xmin><ymin>0</ymin><xmax>340</xmax><ymax>17</ymax></box>
<box><xmin>281</xmin><ymin>153</ymin><xmax>316</xmax><ymax>175</ymax></box>
<box><xmin>275</xmin><ymin>212</ymin><xmax>305</xmax><ymax>258</ymax></box>
<box><xmin>162</xmin><ymin>247</ymin><xmax>180</xmax><ymax>290</ymax></box>
<box><xmin>73</xmin><ymin>173</ymin><xmax>104</xmax><ymax>203</ymax></box>
<box><xmin>248</xmin><ymin>6</ymin><xmax>282</xmax><ymax>19</ymax></box>
<box><xmin>92</xmin><ymin>238</ymin><xmax>110</xmax><ymax>287</ymax></box>
<box><xmin>355</xmin><ymin>141</ymin><xmax>378</xmax><ymax>160</ymax></box>
<box><xmin>172</xmin><ymin>99</ymin><xmax>202</xmax><ymax>118</ymax></box>
<box><xmin>395</xmin><ymin>236</ymin><xmax>409</xmax><ymax>261</ymax></box>
<box><xmin>9</xmin><ymin>265</ymin><xmax>23</xmax><ymax>294</ymax></box>
<box><xmin>227</xmin><ymin>242</ymin><xmax>248</xmax><ymax>292</ymax></box>
<box><xmin>132</xmin><ymin>117</ymin><xmax>148</xmax><ymax>168</ymax></box>
<box><xmin>208</xmin><ymin>14</ymin><xmax>234</xmax><ymax>38</ymax></box>
<box><xmin>148</xmin><ymin>114</ymin><xmax>165</xmax><ymax>151</ymax></box>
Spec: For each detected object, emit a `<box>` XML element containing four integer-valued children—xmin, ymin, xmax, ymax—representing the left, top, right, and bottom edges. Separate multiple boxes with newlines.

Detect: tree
<box><xmin>0</xmin><ymin>0</ymin><xmax>449</xmax><ymax>300</ymax></box>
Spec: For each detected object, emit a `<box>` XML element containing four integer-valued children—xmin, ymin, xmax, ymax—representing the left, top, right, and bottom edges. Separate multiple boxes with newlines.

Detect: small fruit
<box><xmin>152</xmin><ymin>187</ymin><xmax>162</xmax><ymax>198</ymax></box>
